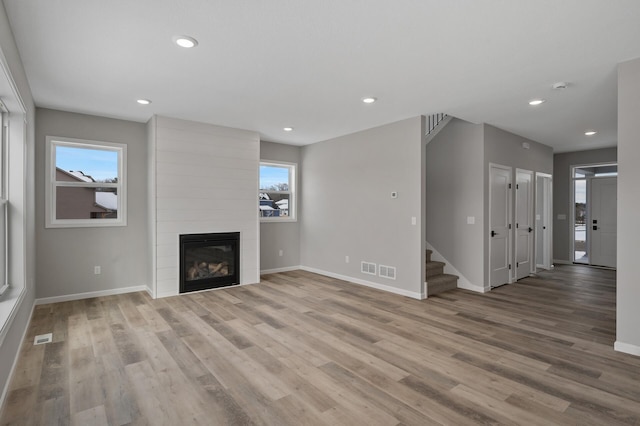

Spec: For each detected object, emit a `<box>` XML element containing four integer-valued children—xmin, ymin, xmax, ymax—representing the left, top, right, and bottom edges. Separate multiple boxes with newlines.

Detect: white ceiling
<box><xmin>4</xmin><ymin>0</ymin><xmax>640</xmax><ymax>152</ymax></box>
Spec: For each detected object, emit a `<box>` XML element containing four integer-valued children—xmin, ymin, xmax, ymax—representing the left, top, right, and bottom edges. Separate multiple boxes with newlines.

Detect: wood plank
<box><xmin>3</xmin><ymin>265</ymin><xmax>640</xmax><ymax>425</ymax></box>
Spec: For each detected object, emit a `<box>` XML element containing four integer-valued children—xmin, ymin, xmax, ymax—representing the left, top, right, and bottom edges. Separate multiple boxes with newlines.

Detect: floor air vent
<box><xmin>34</xmin><ymin>333</ymin><xmax>53</xmax><ymax>345</ymax></box>
<box><xmin>379</xmin><ymin>265</ymin><xmax>396</xmax><ymax>280</ymax></box>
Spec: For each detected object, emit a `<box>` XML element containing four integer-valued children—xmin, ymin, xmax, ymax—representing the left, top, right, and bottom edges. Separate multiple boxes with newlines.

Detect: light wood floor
<box><xmin>2</xmin><ymin>265</ymin><xmax>639</xmax><ymax>425</ymax></box>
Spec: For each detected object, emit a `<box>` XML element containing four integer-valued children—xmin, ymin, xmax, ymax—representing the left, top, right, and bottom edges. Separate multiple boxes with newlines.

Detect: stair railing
<box><xmin>426</xmin><ymin>113</ymin><xmax>448</xmax><ymax>135</ymax></box>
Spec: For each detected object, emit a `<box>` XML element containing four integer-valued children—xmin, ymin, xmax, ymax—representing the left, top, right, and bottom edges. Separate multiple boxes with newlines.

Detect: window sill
<box><xmin>0</xmin><ymin>283</ymin><xmax>26</xmax><ymax>347</ymax></box>
<box><xmin>260</xmin><ymin>217</ymin><xmax>298</xmax><ymax>223</ymax></box>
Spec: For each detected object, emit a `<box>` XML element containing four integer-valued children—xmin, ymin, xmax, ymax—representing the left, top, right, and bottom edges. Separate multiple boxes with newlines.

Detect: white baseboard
<box><xmin>260</xmin><ymin>266</ymin><xmax>301</xmax><ymax>275</ymax></box>
<box><xmin>0</xmin><ymin>300</ymin><xmax>35</xmax><ymax>413</ymax></box>
<box><xmin>426</xmin><ymin>243</ymin><xmax>486</xmax><ymax>293</ymax></box>
<box><xmin>35</xmin><ymin>285</ymin><xmax>148</xmax><ymax>305</ymax></box>
<box><xmin>299</xmin><ymin>266</ymin><xmax>424</xmax><ymax>300</ymax></box>
<box><xmin>553</xmin><ymin>259</ymin><xmax>572</xmax><ymax>265</ymax></box>
<box><xmin>615</xmin><ymin>341</ymin><xmax>640</xmax><ymax>357</ymax></box>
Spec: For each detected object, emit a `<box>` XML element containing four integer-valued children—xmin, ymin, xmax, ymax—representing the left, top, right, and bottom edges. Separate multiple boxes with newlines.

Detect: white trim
<box><xmin>145</xmin><ymin>286</ymin><xmax>153</xmax><ymax>299</ymax></box>
<box><xmin>0</xmin><ymin>299</ymin><xmax>34</xmax><ymax>412</ymax></box>
<box><xmin>35</xmin><ymin>285</ymin><xmax>146</xmax><ymax>305</ymax></box>
<box><xmin>45</xmin><ymin>136</ymin><xmax>127</xmax><ymax>228</ymax></box>
<box><xmin>0</xmin><ymin>284</ymin><xmax>26</xmax><ymax>348</ymax></box>
<box><xmin>260</xmin><ymin>266</ymin><xmax>301</xmax><ymax>275</ymax></box>
<box><xmin>259</xmin><ymin>160</ymin><xmax>297</xmax><ymax>222</ymax></box>
<box><xmin>614</xmin><ymin>341</ymin><xmax>640</xmax><ymax>357</ymax></box>
<box><xmin>299</xmin><ymin>266</ymin><xmax>424</xmax><ymax>300</ymax></box>
<box><xmin>426</xmin><ymin>243</ymin><xmax>487</xmax><ymax>293</ymax></box>
<box><xmin>553</xmin><ymin>259</ymin><xmax>572</xmax><ymax>265</ymax></box>
<box><xmin>0</xmin><ymin>46</ymin><xmax>27</xmax><ymax>117</ymax></box>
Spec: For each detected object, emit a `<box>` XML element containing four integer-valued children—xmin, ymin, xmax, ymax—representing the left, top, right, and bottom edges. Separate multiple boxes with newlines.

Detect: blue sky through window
<box><xmin>260</xmin><ymin>165</ymin><xmax>289</xmax><ymax>190</ymax></box>
<box><xmin>56</xmin><ymin>146</ymin><xmax>118</xmax><ymax>181</ymax></box>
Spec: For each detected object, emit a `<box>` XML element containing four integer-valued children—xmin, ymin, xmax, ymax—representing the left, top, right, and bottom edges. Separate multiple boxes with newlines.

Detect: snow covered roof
<box><xmin>275</xmin><ymin>199</ymin><xmax>288</xmax><ymax>208</ymax></box>
<box><xmin>67</xmin><ymin>170</ymin><xmax>94</xmax><ymax>182</ymax></box>
<box><xmin>95</xmin><ymin>192</ymin><xmax>117</xmax><ymax>210</ymax></box>
<box><xmin>259</xmin><ymin>205</ymin><xmax>276</xmax><ymax>211</ymax></box>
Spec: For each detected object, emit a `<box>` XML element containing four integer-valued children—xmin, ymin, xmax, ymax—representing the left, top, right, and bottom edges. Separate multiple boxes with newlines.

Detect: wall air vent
<box><xmin>361</xmin><ymin>261</ymin><xmax>376</xmax><ymax>275</ymax></box>
<box><xmin>379</xmin><ymin>265</ymin><xmax>396</xmax><ymax>280</ymax></box>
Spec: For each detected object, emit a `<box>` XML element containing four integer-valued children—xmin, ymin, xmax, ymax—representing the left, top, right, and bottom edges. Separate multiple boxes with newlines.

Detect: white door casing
<box><xmin>590</xmin><ymin>177</ymin><xmax>617</xmax><ymax>268</ymax></box>
<box><xmin>489</xmin><ymin>164</ymin><xmax>512</xmax><ymax>287</ymax></box>
<box><xmin>515</xmin><ymin>169</ymin><xmax>534</xmax><ymax>279</ymax></box>
<box><xmin>535</xmin><ymin>173</ymin><xmax>553</xmax><ymax>270</ymax></box>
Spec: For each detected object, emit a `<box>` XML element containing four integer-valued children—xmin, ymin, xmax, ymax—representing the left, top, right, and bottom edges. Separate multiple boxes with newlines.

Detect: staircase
<box><xmin>426</xmin><ymin>249</ymin><xmax>458</xmax><ymax>296</ymax></box>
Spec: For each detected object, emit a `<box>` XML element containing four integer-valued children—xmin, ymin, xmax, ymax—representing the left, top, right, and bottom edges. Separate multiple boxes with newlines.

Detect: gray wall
<box><xmin>552</xmin><ymin>148</ymin><xmax>617</xmax><ymax>263</ymax></box>
<box><xmin>35</xmin><ymin>108</ymin><xmax>148</xmax><ymax>299</ymax></box>
<box><xmin>427</xmin><ymin>118</ymin><xmax>485</xmax><ymax>288</ymax></box>
<box><xmin>426</xmin><ymin>120</ymin><xmax>553</xmax><ymax>290</ymax></box>
<box><xmin>617</xmin><ymin>57</ymin><xmax>640</xmax><ymax>353</ymax></box>
<box><xmin>0</xmin><ymin>1</ymin><xmax>36</xmax><ymax>407</ymax></box>
<box><xmin>300</xmin><ymin>117</ymin><xmax>425</xmax><ymax>297</ymax></box>
<box><xmin>483</xmin><ymin>124</ymin><xmax>554</xmax><ymax>286</ymax></box>
<box><xmin>260</xmin><ymin>141</ymin><xmax>301</xmax><ymax>272</ymax></box>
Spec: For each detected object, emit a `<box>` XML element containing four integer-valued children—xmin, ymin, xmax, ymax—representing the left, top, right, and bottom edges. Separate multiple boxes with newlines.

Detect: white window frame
<box><xmin>0</xmin><ymin>102</ymin><xmax>8</xmax><ymax>297</ymax></box>
<box><xmin>45</xmin><ymin>136</ymin><xmax>127</xmax><ymax>228</ymax></box>
<box><xmin>259</xmin><ymin>161</ymin><xmax>296</xmax><ymax>222</ymax></box>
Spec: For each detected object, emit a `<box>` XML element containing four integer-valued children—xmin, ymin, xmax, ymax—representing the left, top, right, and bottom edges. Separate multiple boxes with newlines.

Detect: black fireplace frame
<box><xmin>179</xmin><ymin>232</ymin><xmax>240</xmax><ymax>293</ymax></box>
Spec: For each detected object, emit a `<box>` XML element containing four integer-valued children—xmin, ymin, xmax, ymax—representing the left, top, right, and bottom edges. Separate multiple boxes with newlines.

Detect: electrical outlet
<box><xmin>278</xmin><ymin>249</ymin><xmax>283</xmax><ymax>257</ymax></box>
<box><xmin>345</xmin><ymin>255</ymin><xmax>350</xmax><ymax>263</ymax></box>
<box><xmin>94</xmin><ymin>266</ymin><xmax>101</xmax><ymax>275</ymax></box>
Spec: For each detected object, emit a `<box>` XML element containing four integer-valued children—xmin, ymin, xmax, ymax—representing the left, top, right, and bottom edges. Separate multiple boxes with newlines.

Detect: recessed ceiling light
<box><xmin>362</xmin><ymin>97</ymin><xmax>377</xmax><ymax>104</ymax></box>
<box><xmin>552</xmin><ymin>82</ymin><xmax>568</xmax><ymax>90</ymax></box>
<box><xmin>528</xmin><ymin>99</ymin><xmax>545</xmax><ymax>106</ymax></box>
<box><xmin>585</xmin><ymin>130</ymin><xmax>597</xmax><ymax>136</ymax></box>
<box><xmin>283</xmin><ymin>127</ymin><xmax>293</xmax><ymax>132</ymax></box>
<box><xmin>137</xmin><ymin>99</ymin><xmax>151</xmax><ymax>105</ymax></box>
<box><xmin>174</xmin><ymin>35</ymin><xmax>198</xmax><ymax>48</ymax></box>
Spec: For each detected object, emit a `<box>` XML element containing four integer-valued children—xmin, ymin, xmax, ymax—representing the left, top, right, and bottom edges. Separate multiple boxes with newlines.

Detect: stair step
<box><xmin>426</xmin><ymin>249</ymin><xmax>433</xmax><ymax>262</ymax></box>
<box><xmin>427</xmin><ymin>273</ymin><xmax>458</xmax><ymax>296</ymax></box>
<box><xmin>426</xmin><ymin>261</ymin><xmax>445</xmax><ymax>278</ymax></box>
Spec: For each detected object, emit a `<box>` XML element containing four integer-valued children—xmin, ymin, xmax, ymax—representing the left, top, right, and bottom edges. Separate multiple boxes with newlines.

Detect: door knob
<box><xmin>528</xmin><ymin>227</ymin><xmax>533</xmax><ymax>233</ymax></box>
<box><xmin>491</xmin><ymin>230</ymin><xmax>497</xmax><ymax>237</ymax></box>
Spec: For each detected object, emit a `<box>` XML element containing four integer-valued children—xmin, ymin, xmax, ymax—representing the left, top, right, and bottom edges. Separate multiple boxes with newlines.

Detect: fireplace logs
<box><xmin>187</xmin><ymin>261</ymin><xmax>230</xmax><ymax>280</ymax></box>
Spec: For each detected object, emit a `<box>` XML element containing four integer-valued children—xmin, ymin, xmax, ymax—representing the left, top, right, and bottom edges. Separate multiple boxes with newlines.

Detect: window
<box><xmin>46</xmin><ymin>136</ymin><xmax>126</xmax><ymax>228</ymax></box>
<box><xmin>0</xmin><ymin>102</ymin><xmax>7</xmax><ymax>297</ymax></box>
<box><xmin>259</xmin><ymin>161</ymin><xmax>296</xmax><ymax>221</ymax></box>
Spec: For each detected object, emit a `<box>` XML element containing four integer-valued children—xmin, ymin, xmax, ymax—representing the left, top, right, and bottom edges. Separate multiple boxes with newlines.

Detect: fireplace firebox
<box><xmin>179</xmin><ymin>232</ymin><xmax>240</xmax><ymax>293</ymax></box>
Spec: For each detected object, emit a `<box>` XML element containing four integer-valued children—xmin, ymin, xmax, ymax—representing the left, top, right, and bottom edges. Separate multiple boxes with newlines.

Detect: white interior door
<box><xmin>489</xmin><ymin>164</ymin><xmax>512</xmax><ymax>287</ymax></box>
<box><xmin>590</xmin><ymin>177</ymin><xmax>617</xmax><ymax>267</ymax></box>
<box><xmin>535</xmin><ymin>173</ymin><xmax>552</xmax><ymax>270</ymax></box>
<box><xmin>515</xmin><ymin>169</ymin><xmax>534</xmax><ymax>279</ymax></box>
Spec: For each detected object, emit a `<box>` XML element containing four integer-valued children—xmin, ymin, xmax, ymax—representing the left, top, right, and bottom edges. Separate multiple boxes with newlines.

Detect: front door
<box><xmin>489</xmin><ymin>164</ymin><xmax>512</xmax><ymax>287</ymax></box>
<box><xmin>515</xmin><ymin>169</ymin><xmax>534</xmax><ymax>279</ymax></box>
<box><xmin>590</xmin><ymin>177</ymin><xmax>617</xmax><ymax>267</ymax></box>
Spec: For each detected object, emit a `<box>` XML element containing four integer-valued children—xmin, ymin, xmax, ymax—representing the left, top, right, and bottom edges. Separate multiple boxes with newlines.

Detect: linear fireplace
<box><xmin>179</xmin><ymin>232</ymin><xmax>240</xmax><ymax>293</ymax></box>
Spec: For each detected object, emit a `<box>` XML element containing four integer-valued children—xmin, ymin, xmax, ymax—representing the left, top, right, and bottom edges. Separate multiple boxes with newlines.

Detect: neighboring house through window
<box><xmin>45</xmin><ymin>136</ymin><xmax>126</xmax><ymax>228</ymax></box>
<box><xmin>259</xmin><ymin>161</ymin><xmax>296</xmax><ymax>221</ymax></box>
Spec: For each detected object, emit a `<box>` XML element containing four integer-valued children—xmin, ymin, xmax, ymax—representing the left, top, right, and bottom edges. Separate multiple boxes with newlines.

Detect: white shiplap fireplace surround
<box><xmin>147</xmin><ymin>116</ymin><xmax>260</xmax><ymax>298</ymax></box>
